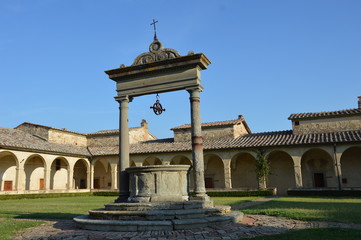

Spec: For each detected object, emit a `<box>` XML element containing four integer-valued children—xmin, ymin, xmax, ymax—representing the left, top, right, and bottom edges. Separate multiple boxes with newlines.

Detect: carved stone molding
<box><xmin>132</xmin><ymin>39</ymin><xmax>180</xmax><ymax>66</ymax></box>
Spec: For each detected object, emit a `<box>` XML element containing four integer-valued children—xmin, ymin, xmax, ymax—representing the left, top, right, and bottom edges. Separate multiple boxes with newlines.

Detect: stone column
<box><xmin>89</xmin><ymin>164</ymin><xmax>94</xmax><ymax>189</ymax></box>
<box><xmin>292</xmin><ymin>156</ymin><xmax>303</xmax><ymax>188</ymax></box>
<box><xmin>223</xmin><ymin>159</ymin><xmax>232</xmax><ymax>189</ymax></box>
<box><xmin>68</xmin><ymin>169</ymin><xmax>74</xmax><ymax>190</ymax></box>
<box><xmin>16</xmin><ymin>167</ymin><xmax>25</xmax><ymax>191</ymax></box>
<box><xmin>188</xmin><ymin>87</ymin><xmax>209</xmax><ymax>201</ymax></box>
<box><xmin>115</xmin><ymin>96</ymin><xmax>130</xmax><ymax>202</ymax></box>
<box><xmin>111</xmin><ymin>163</ymin><xmax>118</xmax><ymax>190</ymax></box>
<box><xmin>333</xmin><ymin>144</ymin><xmax>342</xmax><ymax>190</ymax></box>
<box><xmin>44</xmin><ymin>165</ymin><xmax>51</xmax><ymax>192</ymax></box>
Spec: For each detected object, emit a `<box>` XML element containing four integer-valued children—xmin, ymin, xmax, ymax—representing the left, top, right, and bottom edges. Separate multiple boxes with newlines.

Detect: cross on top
<box><xmin>151</xmin><ymin>19</ymin><xmax>158</xmax><ymax>40</ymax></box>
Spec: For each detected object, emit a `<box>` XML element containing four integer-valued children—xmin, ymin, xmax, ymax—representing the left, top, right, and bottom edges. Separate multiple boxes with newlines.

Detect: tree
<box><xmin>254</xmin><ymin>149</ymin><xmax>270</xmax><ymax>190</ymax></box>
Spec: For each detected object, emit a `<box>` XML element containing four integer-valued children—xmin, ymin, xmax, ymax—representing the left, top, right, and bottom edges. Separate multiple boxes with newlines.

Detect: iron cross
<box><xmin>151</xmin><ymin>19</ymin><xmax>158</xmax><ymax>40</ymax></box>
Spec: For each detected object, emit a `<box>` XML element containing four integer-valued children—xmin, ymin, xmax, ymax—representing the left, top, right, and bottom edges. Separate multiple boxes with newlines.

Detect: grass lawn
<box><xmin>242</xmin><ymin>196</ymin><xmax>361</xmax><ymax>223</ymax></box>
<box><xmin>247</xmin><ymin>228</ymin><xmax>361</xmax><ymax>240</ymax></box>
<box><xmin>211</xmin><ymin>196</ymin><xmax>261</xmax><ymax>206</ymax></box>
<box><xmin>0</xmin><ymin>196</ymin><xmax>115</xmax><ymax>219</ymax></box>
<box><xmin>0</xmin><ymin>219</ymin><xmax>43</xmax><ymax>240</ymax></box>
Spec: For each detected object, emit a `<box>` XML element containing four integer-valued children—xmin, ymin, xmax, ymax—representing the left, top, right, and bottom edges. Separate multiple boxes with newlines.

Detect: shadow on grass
<box><xmin>6</xmin><ymin>212</ymin><xmax>80</xmax><ymax>220</ymax></box>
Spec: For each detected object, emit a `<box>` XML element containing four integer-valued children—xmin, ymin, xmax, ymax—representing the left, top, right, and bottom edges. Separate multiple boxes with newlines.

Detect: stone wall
<box><xmin>16</xmin><ymin>123</ymin><xmax>49</xmax><ymax>140</ymax></box>
<box><xmin>174</xmin><ymin>126</ymin><xmax>235</xmax><ymax>142</ymax></box>
<box><xmin>293</xmin><ymin>115</ymin><xmax>361</xmax><ymax>134</ymax></box>
<box><xmin>48</xmin><ymin>129</ymin><xmax>88</xmax><ymax>147</ymax></box>
<box><xmin>87</xmin><ymin>134</ymin><xmax>118</xmax><ymax>147</ymax></box>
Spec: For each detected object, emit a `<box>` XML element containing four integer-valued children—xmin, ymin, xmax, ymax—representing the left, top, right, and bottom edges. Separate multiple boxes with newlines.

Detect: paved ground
<box><xmin>13</xmin><ymin>197</ymin><xmax>361</xmax><ymax>240</ymax></box>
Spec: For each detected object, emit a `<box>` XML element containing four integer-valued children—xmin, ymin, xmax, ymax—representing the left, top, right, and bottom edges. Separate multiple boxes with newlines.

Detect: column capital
<box><xmin>186</xmin><ymin>85</ymin><xmax>203</xmax><ymax>94</ymax></box>
<box><xmin>115</xmin><ymin>95</ymin><xmax>133</xmax><ymax>103</ymax></box>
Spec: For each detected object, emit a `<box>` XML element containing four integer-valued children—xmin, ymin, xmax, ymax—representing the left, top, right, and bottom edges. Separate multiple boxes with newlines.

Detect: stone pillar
<box><xmin>292</xmin><ymin>156</ymin><xmax>303</xmax><ymax>188</ymax></box>
<box><xmin>115</xmin><ymin>96</ymin><xmax>130</xmax><ymax>202</ymax></box>
<box><xmin>223</xmin><ymin>159</ymin><xmax>232</xmax><ymax>189</ymax></box>
<box><xmin>44</xmin><ymin>165</ymin><xmax>51</xmax><ymax>191</ymax></box>
<box><xmin>333</xmin><ymin>144</ymin><xmax>342</xmax><ymax>190</ymax></box>
<box><xmin>68</xmin><ymin>169</ymin><xmax>74</xmax><ymax>190</ymax></box>
<box><xmin>89</xmin><ymin>164</ymin><xmax>94</xmax><ymax>189</ymax></box>
<box><xmin>111</xmin><ymin>164</ymin><xmax>118</xmax><ymax>190</ymax></box>
<box><xmin>188</xmin><ymin>87</ymin><xmax>209</xmax><ymax>201</ymax></box>
<box><xmin>16</xmin><ymin>167</ymin><xmax>25</xmax><ymax>191</ymax></box>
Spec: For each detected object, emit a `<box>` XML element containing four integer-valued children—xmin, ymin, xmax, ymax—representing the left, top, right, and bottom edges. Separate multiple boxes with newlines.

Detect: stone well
<box><xmin>126</xmin><ymin>165</ymin><xmax>190</xmax><ymax>202</ymax></box>
<box><xmin>74</xmin><ymin>165</ymin><xmax>243</xmax><ymax>231</ymax></box>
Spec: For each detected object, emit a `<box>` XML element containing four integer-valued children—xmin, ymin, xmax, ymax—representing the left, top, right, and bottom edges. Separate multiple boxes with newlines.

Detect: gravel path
<box><xmin>12</xmin><ymin>197</ymin><xmax>361</xmax><ymax>240</ymax></box>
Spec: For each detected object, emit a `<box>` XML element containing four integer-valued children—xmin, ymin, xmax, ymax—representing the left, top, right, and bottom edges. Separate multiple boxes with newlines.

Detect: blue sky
<box><xmin>1</xmin><ymin>0</ymin><xmax>360</xmax><ymax>139</ymax></box>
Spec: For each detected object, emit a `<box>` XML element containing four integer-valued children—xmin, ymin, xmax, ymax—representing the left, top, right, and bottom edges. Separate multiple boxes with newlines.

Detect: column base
<box><xmin>190</xmin><ymin>193</ymin><xmax>210</xmax><ymax>202</ymax></box>
<box><xmin>114</xmin><ymin>192</ymin><xmax>130</xmax><ymax>203</ymax></box>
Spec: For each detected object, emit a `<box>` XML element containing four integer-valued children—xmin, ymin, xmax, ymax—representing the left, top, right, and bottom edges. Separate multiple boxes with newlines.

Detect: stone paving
<box><xmin>13</xmin><ymin>197</ymin><xmax>361</xmax><ymax>240</ymax></box>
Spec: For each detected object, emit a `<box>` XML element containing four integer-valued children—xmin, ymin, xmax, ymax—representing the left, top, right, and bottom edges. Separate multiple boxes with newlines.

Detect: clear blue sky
<box><xmin>1</xmin><ymin>0</ymin><xmax>360</xmax><ymax>139</ymax></box>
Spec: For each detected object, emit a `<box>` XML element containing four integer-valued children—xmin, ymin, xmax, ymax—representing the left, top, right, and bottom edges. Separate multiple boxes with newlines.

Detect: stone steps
<box><xmin>74</xmin><ymin>211</ymin><xmax>244</xmax><ymax>231</ymax></box>
<box><xmin>74</xmin><ymin>201</ymin><xmax>244</xmax><ymax>231</ymax></box>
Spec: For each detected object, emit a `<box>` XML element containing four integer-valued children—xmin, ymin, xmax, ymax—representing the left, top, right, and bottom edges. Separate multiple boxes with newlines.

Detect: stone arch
<box><xmin>230</xmin><ymin>152</ymin><xmax>257</xmax><ymax>189</ymax></box>
<box><xmin>340</xmin><ymin>146</ymin><xmax>361</xmax><ymax>188</ymax></box>
<box><xmin>267</xmin><ymin>150</ymin><xmax>296</xmax><ymax>195</ymax></box>
<box><xmin>301</xmin><ymin>148</ymin><xmax>335</xmax><ymax>188</ymax></box>
<box><xmin>0</xmin><ymin>151</ymin><xmax>19</xmax><ymax>191</ymax></box>
<box><xmin>50</xmin><ymin>157</ymin><xmax>69</xmax><ymax>190</ymax></box>
<box><xmin>170</xmin><ymin>155</ymin><xmax>192</xmax><ymax>165</ymax></box>
<box><xmin>143</xmin><ymin>156</ymin><xmax>162</xmax><ymax>166</ymax></box>
<box><xmin>204</xmin><ymin>154</ymin><xmax>225</xmax><ymax>188</ymax></box>
<box><xmin>93</xmin><ymin>159</ymin><xmax>112</xmax><ymax>189</ymax></box>
<box><xmin>74</xmin><ymin>159</ymin><xmax>88</xmax><ymax>189</ymax></box>
<box><xmin>24</xmin><ymin>154</ymin><xmax>46</xmax><ymax>190</ymax></box>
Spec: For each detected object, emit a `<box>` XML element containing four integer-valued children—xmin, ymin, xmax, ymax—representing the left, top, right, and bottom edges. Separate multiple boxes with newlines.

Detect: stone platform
<box><xmin>74</xmin><ymin>201</ymin><xmax>243</xmax><ymax>231</ymax></box>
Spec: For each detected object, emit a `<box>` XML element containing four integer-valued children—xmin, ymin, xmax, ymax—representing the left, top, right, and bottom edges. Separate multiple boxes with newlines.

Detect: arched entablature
<box><xmin>340</xmin><ymin>146</ymin><xmax>361</xmax><ymax>188</ymax></box>
<box><xmin>204</xmin><ymin>153</ymin><xmax>225</xmax><ymax>188</ymax></box>
<box><xmin>143</xmin><ymin>156</ymin><xmax>162</xmax><ymax>166</ymax></box>
<box><xmin>230</xmin><ymin>152</ymin><xmax>257</xmax><ymax>189</ymax></box>
<box><xmin>267</xmin><ymin>150</ymin><xmax>296</xmax><ymax>195</ymax></box>
<box><xmin>49</xmin><ymin>157</ymin><xmax>69</xmax><ymax>190</ymax></box>
<box><xmin>93</xmin><ymin>158</ymin><xmax>112</xmax><ymax>189</ymax></box>
<box><xmin>0</xmin><ymin>151</ymin><xmax>19</xmax><ymax>191</ymax></box>
<box><xmin>73</xmin><ymin>158</ymin><xmax>89</xmax><ymax>189</ymax></box>
<box><xmin>24</xmin><ymin>154</ymin><xmax>46</xmax><ymax>191</ymax></box>
<box><xmin>301</xmin><ymin>148</ymin><xmax>335</xmax><ymax>189</ymax></box>
<box><xmin>170</xmin><ymin>155</ymin><xmax>192</xmax><ymax>165</ymax></box>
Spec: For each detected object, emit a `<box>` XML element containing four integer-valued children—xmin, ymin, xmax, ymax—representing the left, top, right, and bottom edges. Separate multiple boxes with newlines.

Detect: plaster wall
<box><xmin>293</xmin><ymin>115</ymin><xmax>361</xmax><ymax>134</ymax></box>
<box><xmin>340</xmin><ymin>147</ymin><xmax>361</xmax><ymax>188</ymax></box>
<box><xmin>25</xmin><ymin>157</ymin><xmax>44</xmax><ymax>190</ymax></box>
<box><xmin>0</xmin><ymin>155</ymin><xmax>17</xmax><ymax>191</ymax></box>
<box><xmin>50</xmin><ymin>160</ymin><xmax>68</xmax><ymax>190</ymax></box>
<box><xmin>231</xmin><ymin>154</ymin><xmax>258</xmax><ymax>189</ymax></box>
<box><xmin>49</xmin><ymin>130</ymin><xmax>87</xmax><ymax>147</ymax></box>
<box><xmin>268</xmin><ymin>152</ymin><xmax>296</xmax><ymax>195</ymax></box>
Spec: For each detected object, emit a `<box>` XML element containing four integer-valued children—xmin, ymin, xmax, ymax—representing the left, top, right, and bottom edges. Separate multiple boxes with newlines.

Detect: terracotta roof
<box><xmin>171</xmin><ymin>115</ymin><xmax>245</xmax><ymax>130</ymax></box>
<box><xmin>288</xmin><ymin>108</ymin><xmax>361</xmax><ymax>120</ymax></box>
<box><xmin>0</xmin><ymin>128</ymin><xmax>90</xmax><ymax>157</ymax></box>
<box><xmin>88</xmin><ymin>129</ymin><xmax>361</xmax><ymax>156</ymax></box>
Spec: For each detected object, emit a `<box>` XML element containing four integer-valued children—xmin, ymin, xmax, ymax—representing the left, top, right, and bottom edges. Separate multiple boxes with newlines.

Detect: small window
<box><xmin>342</xmin><ymin>178</ymin><xmax>348</xmax><ymax>184</ymax></box>
<box><xmin>294</xmin><ymin>121</ymin><xmax>300</xmax><ymax>126</ymax></box>
<box><xmin>56</xmin><ymin>159</ymin><xmax>61</xmax><ymax>171</ymax></box>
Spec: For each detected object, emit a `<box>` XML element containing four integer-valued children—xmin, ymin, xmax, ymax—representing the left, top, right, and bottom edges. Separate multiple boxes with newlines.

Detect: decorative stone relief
<box><xmin>132</xmin><ymin>39</ymin><xmax>181</xmax><ymax>66</ymax></box>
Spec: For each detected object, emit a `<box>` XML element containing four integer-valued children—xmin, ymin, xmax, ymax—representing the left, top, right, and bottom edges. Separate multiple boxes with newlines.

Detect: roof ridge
<box><xmin>288</xmin><ymin>108</ymin><xmax>361</xmax><ymax>120</ymax></box>
<box><xmin>171</xmin><ymin>116</ymin><xmax>244</xmax><ymax>130</ymax></box>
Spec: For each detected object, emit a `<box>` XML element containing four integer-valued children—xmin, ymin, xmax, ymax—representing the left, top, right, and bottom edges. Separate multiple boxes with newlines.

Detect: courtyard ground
<box><xmin>0</xmin><ymin>196</ymin><xmax>360</xmax><ymax>239</ymax></box>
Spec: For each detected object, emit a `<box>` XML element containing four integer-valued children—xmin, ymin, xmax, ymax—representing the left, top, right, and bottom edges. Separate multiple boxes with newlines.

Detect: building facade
<box><xmin>1</xmin><ymin>98</ymin><xmax>361</xmax><ymax>195</ymax></box>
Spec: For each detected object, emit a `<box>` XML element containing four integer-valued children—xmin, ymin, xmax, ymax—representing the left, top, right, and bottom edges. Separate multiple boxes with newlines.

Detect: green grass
<box><xmin>242</xmin><ymin>196</ymin><xmax>361</xmax><ymax>223</ymax></box>
<box><xmin>247</xmin><ymin>228</ymin><xmax>361</xmax><ymax>240</ymax></box>
<box><xmin>211</xmin><ymin>196</ymin><xmax>261</xmax><ymax>206</ymax></box>
<box><xmin>0</xmin><ymin>219</ymin><xmax>43</xmax><ymax>240</ymax></box>
<box><xmin>0</xmin><ymin>196</ymin><xmax>115</xmax><ymax>219</ymax></box>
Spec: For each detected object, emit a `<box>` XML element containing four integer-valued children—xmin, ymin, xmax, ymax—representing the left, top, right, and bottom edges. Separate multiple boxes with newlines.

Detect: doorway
<box><xmin>313</xmin><ymin>173</ymin><xmax>325</xmax><ymax>188</ymax></box>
